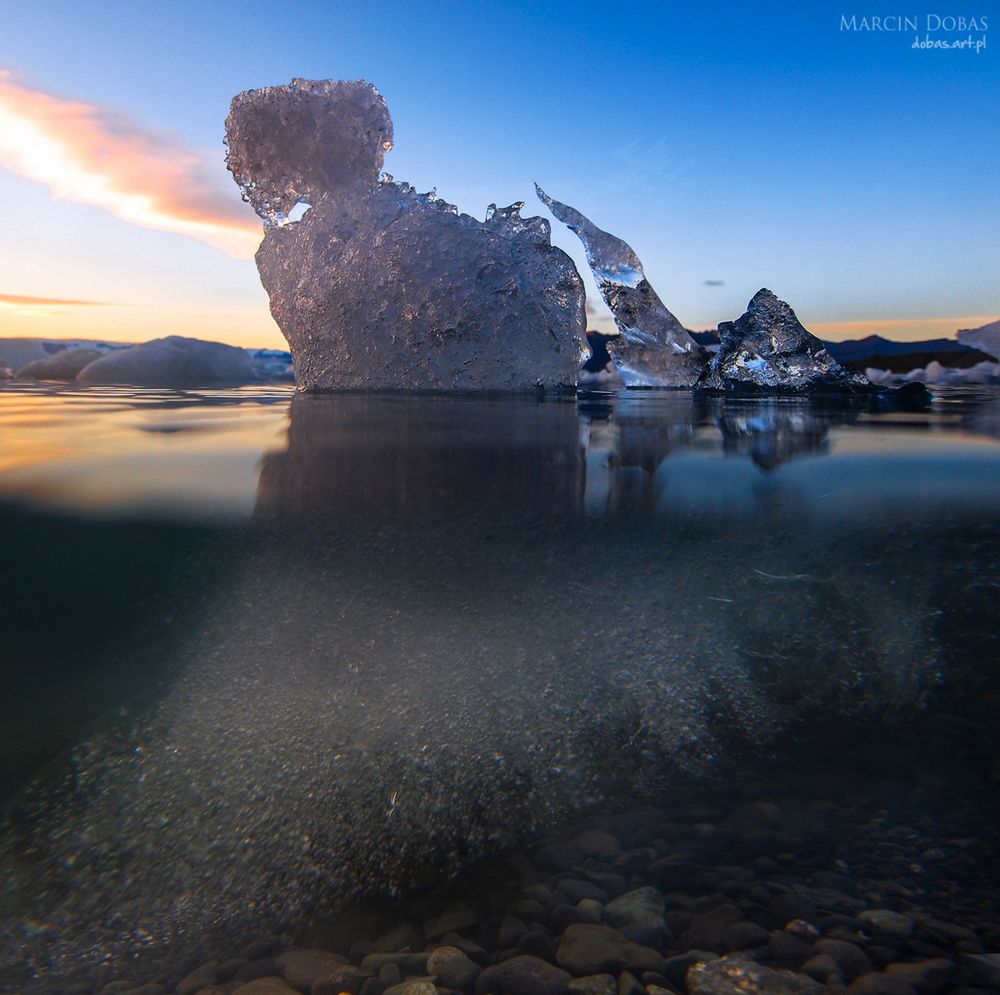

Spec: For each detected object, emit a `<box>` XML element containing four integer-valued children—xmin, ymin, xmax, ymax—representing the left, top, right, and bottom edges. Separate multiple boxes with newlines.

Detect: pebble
<box><xmin>884</xmin><ymin>959</ymin><xmax>954</xmax><ymax>992</ymax></box>
<box><xmin>801</xmin><ymin>954</ymin><xmax>844</xmax><ymax>985</ymax></box>
<box><xmin>616</xmin><ymin>970</ymin><xmax>644</xmax><ymax>995</ymax></box>
<box><xmin>232</xmin><ymin>980</ymin><xmax>298</xmax><ymax>995</ymax></box>
<box><xmin>276</xmin><ymin>950</ymin><xmax>352</xmax><ymax>992</ymax></box>
<box><xmin>360</xmin><ymin>953</ymin><xmax>429</xmax><ymax>975</ymax></box>
<box><xmin>721</xmin><ymin>921</ymin><xmax>769</xmax><ymax>951</ymax></box>
<box><xmin>426</xmin><ymin>945</ymin><xmax>480</xmax><ymax>991</ymax></box>
<box><xmin>517</xmin><ymin>929</ymin><xmax>556</xmax><ymax>961</ymax></box>
<box><xmin>558</xmin><ymin>879</ymin><xmax>609</xmax><ymax>904</ymax></box>
<box><xmin>177</xmin><ymin>962</ymin><xmax>219</xmax><ymax>995</ymax></box>
<box><xmin>815</xmin><ymin>938</ymin><xmax>874</xmax><ymax>980</ymax></box>
<box><xmin>441</xmin><ymin>933</ymin><xmax>488</xmax><ymax>965</ymax></box>
<box><xmin>960</xmin><ymin>953</ymin><xmax>1000</xmax><ymax>988</ymax></box>
<box><xmin>858</xmin><ymin>910</ymin><xmax>916</xmax><ymax>939</ymax></box>
<box><xmin>383</xmin><ymin>981</ymin><xmax>437</xmax><ymax>995</ymax></box>
<box><xmin>687</xmin><ymin>956</ymin><xmax>824</xmax><ymax>994</ymax></box>
<box><xmin>769</xmin><ymin>930</ymin><xmax>816</xmax><ymax>962</ymax></box>
<box><xmin>497</xmin><ymin>916</ymin><xmax>527</xmax><ymax>950</ymax></box>
<box><xmin>567</xmin><ymin>975</ymin><xmax>617</xmax><ymax>995</ymax></box>
<box><xmin>474</xmin><ymin>954</ymin><xmax>573</xmax><ymax>995</ymax></box>
<box><xmin>603</xmin><ymin>887</ymin><xmax>666</xmax><ymax>930</ymax></box>
<box><xmin>556</xmin><ymin>924</ymin><xmax>666</xmax><ymax>977</ymax></box>
<box><xmin>846</xmin><ymin>973</ymin><xmax>919</xmax><ymax>995</ymax></box>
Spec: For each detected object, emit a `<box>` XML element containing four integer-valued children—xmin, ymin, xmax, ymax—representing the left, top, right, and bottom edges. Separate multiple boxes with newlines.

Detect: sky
<box><xmin>0</xmin><ymin>0</ymin><xmax>997</xmax><ymax>348</ymax></box>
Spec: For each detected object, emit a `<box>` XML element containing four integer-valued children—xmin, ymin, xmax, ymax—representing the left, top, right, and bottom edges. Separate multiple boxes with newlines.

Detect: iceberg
<box><xmin>956</xmin><ymin>317</ymin><xmax>1000</xmax><ymax>360</ymax></box>
<box><xmin>866</xmin><ymin>359</ymin><xmax>1000</xmax><ymax>387</ymax></box>
<box><xmin>225</xmin><ymin>79</ymin><xmax>586</xmax><ymax>392</ymax></box>
<box><xmin>77</xmin><ymin>335</ymin><xmax>256</xmax><ymax>386</ymax></box>
<box><xmin>16</xmin><ymin>347</ymin><xmax>104</xmax><ymax>381</ymax></box>
<box><xmin>699</xmin><ymin>289</ymin><xmax>874</xmax><ymax>393</ymax></box>
<box><xmin>535</xmin><ymin>185</ymin><xmax>708</xmax><ymax>387</ymax></box>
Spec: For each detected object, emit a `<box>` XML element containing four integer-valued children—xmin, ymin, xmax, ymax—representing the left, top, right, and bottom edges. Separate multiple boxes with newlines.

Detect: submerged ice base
<box><xmin>226</xmin><ymin>80</ymin><xmax>586</xmax><ymax>392</ymax></box>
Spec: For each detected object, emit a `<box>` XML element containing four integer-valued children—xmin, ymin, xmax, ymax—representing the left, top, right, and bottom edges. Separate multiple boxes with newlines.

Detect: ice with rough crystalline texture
<box><xmin>957</xmin><ymin>317</ymin><xmax>1000</xmax><ymax>360</ymax></box>
<box><xmin>225</xmin><ymin>79</ymin><xmax>586</xmax><ymax>391</ymax></box>
<box><xmin>535</xmin><ymin>184</ymin><xmax>708</xmax><ymax>387</ymax></box>
<box><xmin>699</xmin><ymin>289</ymin><xmax>873</xmax><ymax>393</ymax></box>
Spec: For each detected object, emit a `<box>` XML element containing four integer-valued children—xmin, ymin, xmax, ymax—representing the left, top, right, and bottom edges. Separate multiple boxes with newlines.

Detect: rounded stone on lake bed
<box><xmin>382</xmin><ymin>981</ymin><xmax>438</xmax><ymax>995</ymax></box>
<box><xmin>846</xmin><ymin>973</ymin><xmax>919</xmax><ymax>995</ymax></box>
<box><xmin>566</xmin><ymin>974</ymin><xmax>617</xmax><ymax>995</ymax></box>
<box><xmin>884</xmin><ymin>959</ymin><xmax>954</xmax><ymax>992</ymax></box>
<box><xmin>556</xmin><ymin>923</ymin><xmax>666</xmax><ymax>977</ymax></box>
<box><xmin>859</xmin><ymin>910</ymin><xmax>916</xmax><ymax>939</ymax></box>
<box><xmin>721</xmin><ymin>921</ymin><xmax>769</xmax><ymax>951</ymax></box>
<box><xmin>815</xmin><ymin>938</ymin><xmax>875</xmax><ymax>980</ymax></box>
<box><xmin>426</xmin><ymin>945</ymin><xmax>480</xmax><ymax>990</ymax></box>
<box><xmin>177</xmin><ymin>961</ymin><xmax>220</xmax><ymax>995</ymax></box>
<box><xmin>801</xmin><ymin>954</ymin><xmax>844</xmax><ymax>984</ymax></box>
<box><xmin>474</xmin><ymin>954</ymin><xmax>573</xmax><ymax>995</ymax></box>
<box><xmin>360</xmin><ymin>952</ymin><xmax>429</xmax><ymax>975</ymax></box>
<box><xmin>232</xmin><ymin>980</ymin><xmax>299</xmax><ymax>995</ymax></box>
<box><xmin>571</xmin><ymin>829</ymin><xmax>622</xmax><ymax>859</ymax></box>
<box><xmin>276</xmin><ymin>949</ymin><xmax>351</xmax><ymax>992</ymax></box>
<box><xmin>687</xmin><ymin>956</ymin><xmax>824</xmax><ymax>994</ymax></box>
<box><xmin>576</xmin><ymin>899</ymin><xmax>603</xmax><ymax>924</ymax></box>
<box><xmin>603</xmin><ymin>887</ymin><xmax>666</xmax><ymax>929</ymax></box>
<box><xmin>768</xmin><ymin>929</ymin><xmax>816</xmax><ymax>962</ymax></box>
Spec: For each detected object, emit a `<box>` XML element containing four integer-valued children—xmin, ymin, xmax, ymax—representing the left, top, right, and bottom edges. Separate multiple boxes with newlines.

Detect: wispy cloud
<box><xmin>0</xmin><ymin>293</ymin><xmax>109</xmax><ymax>308</ymax></box>
<box><xmin>0</xmin><ymin>291</ymin><xmax>112</xmax><ymax>319</ymax></box>
<box><xmin>0</xmin><ymin>70</ymin><xmax>260</xmax><ymax>258</ymax></box>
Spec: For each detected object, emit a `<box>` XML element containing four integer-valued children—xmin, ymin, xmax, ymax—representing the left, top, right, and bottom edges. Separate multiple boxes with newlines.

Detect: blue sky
<box><xmin>1</xmin><ymin>0</ymin><xmax>997</xmax><ymax>345</ymax></box>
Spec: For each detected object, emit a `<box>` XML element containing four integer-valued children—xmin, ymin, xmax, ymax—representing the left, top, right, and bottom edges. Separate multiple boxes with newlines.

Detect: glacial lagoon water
<box><xmin>1</xmin><ymin>382</ymin><xmax>999</xmax><ymax>994</ymax></box>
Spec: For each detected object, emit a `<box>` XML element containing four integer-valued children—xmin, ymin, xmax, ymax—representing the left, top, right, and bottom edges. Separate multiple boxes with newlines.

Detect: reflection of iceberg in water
<box><xmin>965</xmin><ymin>398</ymin><xmax>1000</xmax><ymax>441</ymax></box>
<box><xmin>713</xmin><ymin>398</ymin><xmax>852</xmax><ymax>471</ymax></box>
<box><xmin>1</xmin><ymin>395</ymin><xmax>989</xmax><ymax>993</ymax></box>
<box><xmin>255</xmin><ymin>394</ymin><xmax>585</xmax><ymax>526</ymax></box>
<box><xmin>579</xmin><ymin>395</ymin><xmax>698</xmax><ymax>516</ymax></box>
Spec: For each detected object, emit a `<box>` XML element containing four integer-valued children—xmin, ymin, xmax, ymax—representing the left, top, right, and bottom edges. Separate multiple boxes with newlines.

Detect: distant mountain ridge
<box><xmin>822</xmin><ymin>335</ymin><xmax>975</xmax><ymax>364</ymax></box>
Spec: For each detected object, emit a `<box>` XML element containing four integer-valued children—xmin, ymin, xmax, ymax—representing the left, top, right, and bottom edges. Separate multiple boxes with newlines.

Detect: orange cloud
<box><xmin>0</xmin><ymin>293</ymin><xmax>109</xmax><ymax>308</ymax></box>
<box><xmin>0</xmin><ymin>70</ymin><xmax>261</xmax><ymax>258</ymax></box>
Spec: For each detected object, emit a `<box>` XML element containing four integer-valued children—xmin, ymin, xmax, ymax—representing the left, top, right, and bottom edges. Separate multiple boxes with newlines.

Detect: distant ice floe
<box><xmin>866</xmin><ymin>359</ymin><xmax>1000</xmax><ymax>387</ymax></box>
<box><xmin>76</xmin><ymin>335</ymin><xmax>256</xmax><ymax>387</ymax></box>
<box><xmin>14</xmin><ymin>347</ymin><xmax>105</xmax><ymax>381</ymax></box>
<box><xmin>7</xmin><ymin>336</ymin><xmax>294</xmax><ymax>386</ymax></box>
<box><xmin>957</xmin><ymin>318</ymin><xmax>1000</xmax><ymax>360</ymax></box>
<box><xmin>866</xmin><ymin>319</ymin><xmax>1000</xmax><ymax>386</ymax></box>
